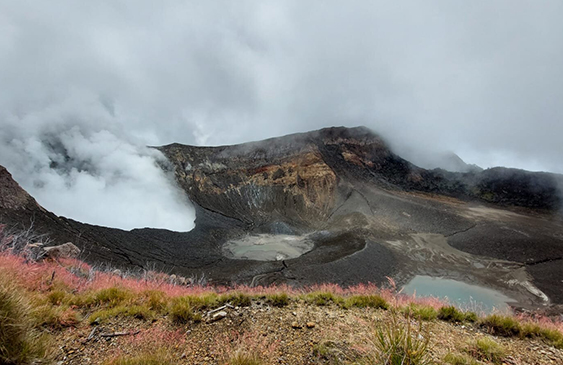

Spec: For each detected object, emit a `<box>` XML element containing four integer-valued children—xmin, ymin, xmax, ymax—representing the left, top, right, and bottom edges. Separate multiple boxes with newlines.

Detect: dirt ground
<box><xmin>53</xmin><ymin>302</ymin><xmax>563</xmax><ymax>365</ymax></box>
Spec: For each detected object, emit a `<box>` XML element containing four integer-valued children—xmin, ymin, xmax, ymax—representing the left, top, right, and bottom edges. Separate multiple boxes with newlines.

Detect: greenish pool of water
<box><xmin>223</xmin><ymin>234</ymin><xmax>314</xmax><ymax>261</ymax></box>
<box><xmin>402</xmin><ymin>275</ymin><xmax>516</xmax><ymax>314</ymax></box>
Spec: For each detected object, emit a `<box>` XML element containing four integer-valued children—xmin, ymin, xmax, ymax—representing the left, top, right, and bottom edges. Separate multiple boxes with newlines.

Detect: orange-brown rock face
<box><xmin>158</xmin><ymin>127</ymin><xmax>417</xmax><ymax>229</ymax></box>
<box><xmin>161</xmin><ymin>143</ymin><xmax>338</xmax><ymax>227</ymax></box>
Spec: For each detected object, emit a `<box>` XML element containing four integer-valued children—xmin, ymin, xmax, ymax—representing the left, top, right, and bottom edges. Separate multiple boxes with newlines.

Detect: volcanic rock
<box><xmin>44</xmin><ymin>242</ymin><xmax>81</xmax><ymax>259</ymax></box>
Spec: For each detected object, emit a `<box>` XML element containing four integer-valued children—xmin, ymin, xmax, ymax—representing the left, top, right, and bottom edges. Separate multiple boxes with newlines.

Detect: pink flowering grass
<box><xmin>2</xmin><ymin>248</ymin><xmax>563</xmax><ymax>345</ymax></box>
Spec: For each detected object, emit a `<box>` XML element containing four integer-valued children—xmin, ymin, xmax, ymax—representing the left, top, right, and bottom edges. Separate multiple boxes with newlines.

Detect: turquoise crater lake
<box><xmin>402</xmin><ymin>275</ymin><xmax>516</xmax><ymax>313</ymax></box>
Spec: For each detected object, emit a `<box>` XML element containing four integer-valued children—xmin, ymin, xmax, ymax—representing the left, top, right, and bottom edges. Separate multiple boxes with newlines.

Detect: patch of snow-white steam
<box><xmin>0</xmin><ymin>93</ymin><xmax>195</xmax><ymax>231</ymax></box>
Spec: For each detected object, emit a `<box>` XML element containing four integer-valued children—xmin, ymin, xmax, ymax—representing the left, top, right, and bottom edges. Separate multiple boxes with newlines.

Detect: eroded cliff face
<box><xmin>158</xmin><ymin>130</ymin><xmax>377</xmax><ymax>228</ymax></box>
<box><xmin>159</xmin><ymin>126</ymin><xmax>563</xmax><ymax>230</ymax></box>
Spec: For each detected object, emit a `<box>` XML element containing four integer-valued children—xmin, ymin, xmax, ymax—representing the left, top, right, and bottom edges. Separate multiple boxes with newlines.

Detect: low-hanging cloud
<box><xmin>1</xmin><ymin>1</ymin><xmax>562</xmax><ymax>228</ymax></box>
<box><xmin>0</xmin><ymin>91</ymin><xmax>195</xmax><ymax>231</ymax></box>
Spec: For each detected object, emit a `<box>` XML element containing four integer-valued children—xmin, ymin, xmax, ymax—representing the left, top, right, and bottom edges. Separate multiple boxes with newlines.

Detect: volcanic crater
<box><xmin>2</xmin><ymin>126</ymin><xmax>563</xmax><ymax>312</ymax></box>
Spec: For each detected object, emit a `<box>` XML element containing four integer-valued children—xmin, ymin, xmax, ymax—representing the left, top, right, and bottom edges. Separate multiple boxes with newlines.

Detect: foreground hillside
<box><xmin>1</xmin><ymin>246</ymin><xmax>562</xmax><ymax>365</ymax></box>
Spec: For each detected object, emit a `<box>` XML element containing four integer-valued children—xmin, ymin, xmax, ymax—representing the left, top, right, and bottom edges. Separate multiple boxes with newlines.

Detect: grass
<box><xmin>0</xmin><ymin>276</ymin><xmax>53</xmax><ymax>364</ymax></box>
<box><xmin>303</xmin><ymin>291</ymin><xmax>344</xmax><ymax>306</ymax></box>
<box><xmin>89</xmin><ymin>305</ymin><xmax>153</xmax><ymax>324</ymax></box>
<box><xmin>366</xmin><ymin>310</ymin><xmax>432</xmax><ymax>365</ymax></box>
<box><xmin>169</xmin><ymin>297</ymin><xmax>202</xmax><ymax>324</ymax></box>
<box><xmin>32</xmin><ymin>303</ymin><xmax>81</xmax><ymax>329</ymax></box>
<box><xmin>219</xmin><ymin>292</ymin><xmax>253</xmax><ymax>307</ymax></box>
<box><xmin>312</xmin><ymin>340</ymin><xmax>352</xmax><ymax>363</ymax></box>
<box><xmin>2</xmin><ymin>235</ymin><xmax>563</xmax><ymax>363</ymax></box>
<box><xmin>343</xmin><ymin>295</ymin><xmax>389</xmax><ymax>310</ymax></box>
<box><xmin>476</xmin><ymin>314</ymin><xmax>563</xmax><ymax>349</ymax></box>
<box><xmin>87</xmin><ymin>287</ymin><xmax>135</xmax><ymax>307</ymax></box>
<box><xmin>437</xmin><ymin>306</ymin><xmax>466</xmax><ymax>323</ymax></box>
<box><xmin>223</xmin><ymin>350</ymin><xmax>265</xmax><ymax>365</ymax></box>
<box><xmin>480</xmin><ymin>314</ymin><xmax>521</xmax><ymax>336</ymax></box>
<box><xmin>141</xmin><ymin>290</ymin><xmax>167</xmax><ymax>311</ymax></box>
<box><xmin>443</xmin><ymin>352</ymin><xmax>479</xmax><ymax>365</ymax></box>
<box><xmin>181</xmin><ymin>293</ymin><xmax>219</xmax><ymax>310</ymax></box>
<box><xmin>468</xmin><ymin>337</ymin><xmax>506</xmax><ymax>364</ymax></box>
<box><xmin>265</xmin><ymin>293</ymin><xmax>290</xmax><ymax>307</ymax></box>
<box><xmin>464</xmin><ymin>311</ymin><xmax>478</xmax><ymax>323</ymax></box>
<box><xmin>402</xmin><ymin>304</ymin><xmax>437</xmax><ymax>321</ymax></box>
<box><xmin>212</xmin><ymin>330</ymin><xmax>278</xmax><ymax>365</ymax></box>
<box><xmin>537</xmin><ymin>327</ymin><xmax>563</xmax><ymax>349</ymax></box>
<box><xmin>105</xmin><ymin>350</ymin><xmax>175</xmax><ymax>365</ymax></box>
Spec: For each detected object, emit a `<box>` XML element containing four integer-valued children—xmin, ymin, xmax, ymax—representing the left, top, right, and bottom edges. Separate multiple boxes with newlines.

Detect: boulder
<box><xmin>210</xmin><ymin>311</ymin><xmax>227</xmax><ymax>322</ymax></box>
<box><xmin>44</xmin><ymin>242</ymin><xmax>81</xmax><ymax>259</ymax></box>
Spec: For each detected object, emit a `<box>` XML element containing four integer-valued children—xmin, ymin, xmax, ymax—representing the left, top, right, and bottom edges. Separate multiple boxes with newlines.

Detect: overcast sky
<box><xmin>0</xmin><ymin>1</ymin><xmax>562</xmax><ymax>229</ymax></box>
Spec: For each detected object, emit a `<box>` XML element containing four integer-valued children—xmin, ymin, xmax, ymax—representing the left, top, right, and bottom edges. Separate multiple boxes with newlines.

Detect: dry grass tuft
<box><xmin>265</xmin><ymin>293</ymin><xmax>290</xmax><ymax>307</ymax></box>
<box><xmin>467</xmin><ymin>337</ymin><xmax>506</xmax><ymax>364</ymax></box>
<box><xmin>362</xmin><ymin>310</ymin><xmax>433</xmax><ymax>365</ymax></box>
<box><xmin>216</xmin><ymin>331</ymin><xmax>279</xmax><ymax>365</ymax></box>
<box><xmin>104</xmin><ymin>350</ymin><xmax>175</xmax><ymax>365</ymax></box>
<box><xmin>343</xmin><ymin>295</ymin><xmax>389</xmax><ymax>310</ymax></box>
<box><xmin>169</xmin><ymin>296</ymin><xmax>202</xmax><ymax>324</ymax></box>
<box><xmin>0</xmin><ymin>275</ymin><xmax>53</xmax><ymax>364</ymax></box>
<box><xmin>443</xmin><ymin>352</ymin><xmax>479</xmax><ymax>365</ymax></box>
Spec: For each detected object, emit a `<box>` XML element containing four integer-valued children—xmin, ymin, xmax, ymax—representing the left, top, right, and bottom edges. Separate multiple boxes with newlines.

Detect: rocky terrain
<box><xmin>1</xmin><ymin>251</ymin><xmax>562</xmax><ymax>365</ymax></box>
<box><xmin>1</xmin><ymin>126</ymin><xmax>563</xmax><ymax>311</ymax></box>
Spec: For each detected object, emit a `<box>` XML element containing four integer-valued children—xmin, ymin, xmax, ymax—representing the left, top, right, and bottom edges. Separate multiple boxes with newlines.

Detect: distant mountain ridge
<box><xmin>160</xmin><ymin>126</ymin><xmax>563</xmax><ymax>217</ymax></box>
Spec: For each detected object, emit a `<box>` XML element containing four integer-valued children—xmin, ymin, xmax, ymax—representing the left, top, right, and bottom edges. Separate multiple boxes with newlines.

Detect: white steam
<box><xmin>0</xmin><ymin>93</ymin><xmax>195</xmax><ymax>231</ymax></box>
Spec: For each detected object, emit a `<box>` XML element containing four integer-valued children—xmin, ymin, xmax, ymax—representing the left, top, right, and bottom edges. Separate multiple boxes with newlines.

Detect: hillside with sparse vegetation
<box><xmin>1</xmin><ymin>225</ymin><xmax>563</xmax><ymax>365</ymax></box>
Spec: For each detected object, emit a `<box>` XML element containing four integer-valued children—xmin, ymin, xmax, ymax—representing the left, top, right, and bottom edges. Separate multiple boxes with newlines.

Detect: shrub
<box><xmin>343</xmin><ymin>295</ymin><xmax>389</xmax><ymax>310</ymax></box>
<box><xmin>480</xmin><ymin>314</ymin><xmax>521</xmax><ymax>337</ymax></box>
<box><xmin>0</xmin><ymin>277</ymin><xmax>52</xmax><ymax>364</ymax></box>
<box><xmin>468</xmin><ymin>337</ymin><xmax>506</xmax><ymax>364</ymax></box>
<box><xmin>437</xmin><ymin>306</ymin><xmax>465</xmax><ymax>323</ymax></box>
<box><xmin>265</xmin><ymin>293</ymin><xmax>290</xmax><ymax>307</ymax></box>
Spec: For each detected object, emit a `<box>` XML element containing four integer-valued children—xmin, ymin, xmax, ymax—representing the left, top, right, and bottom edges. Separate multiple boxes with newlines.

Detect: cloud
<box><xmin>0</xmin><ymin>91</ymin><xmax>195</xmax><ymax>231</ymax></box>
<box><xmin>0</xmin><ymin>1</ymin><xmax>562</xmax><ymax>227</ymax></box>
